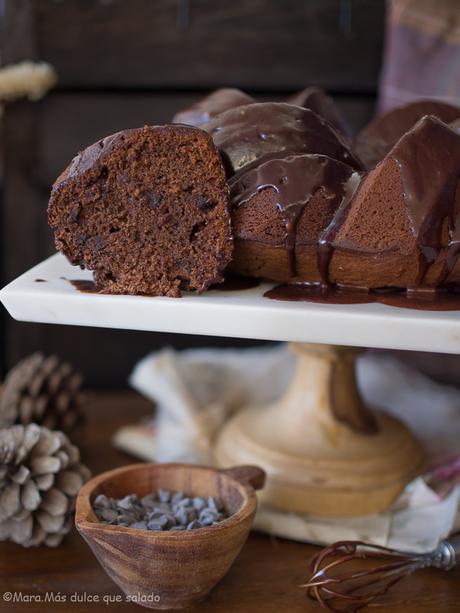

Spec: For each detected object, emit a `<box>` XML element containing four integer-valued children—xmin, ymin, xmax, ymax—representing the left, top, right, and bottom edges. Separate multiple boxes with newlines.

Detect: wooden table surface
<box><xmin>1</xmin><ymin>391</ymin><xmax>459</xmax><ymax>613</ymax></box>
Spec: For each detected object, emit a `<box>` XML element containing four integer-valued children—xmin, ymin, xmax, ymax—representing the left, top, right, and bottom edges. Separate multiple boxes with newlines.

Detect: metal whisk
<box><xmin>302</xmin><ymin>536</ymin><xmax>460</xmax><ymax>612</ymax></box>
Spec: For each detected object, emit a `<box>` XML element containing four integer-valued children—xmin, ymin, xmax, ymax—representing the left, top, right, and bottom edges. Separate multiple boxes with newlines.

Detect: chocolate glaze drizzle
<box><xmin>203</xmin><ymin>103</ymin><xmax>362</xmax><ymax>176</ymax></box>
<box><xmin>230</xmin><ymin>154</ymin><xmax>361</xmax><ymax>278</ymax></box>
<box><xmin>70</xmin><ymin>279</ymin><xmax>97</xmax><ymax>292</ymax></box>
<box><xmin>251</xmin><ymin>116</ymin><xmax>460</xmax><ymax>310</ymax></box>
<box><xmin>391</xmin><ymin>116</ymin><xmax>460</xmax><ymax>286</ymax></box>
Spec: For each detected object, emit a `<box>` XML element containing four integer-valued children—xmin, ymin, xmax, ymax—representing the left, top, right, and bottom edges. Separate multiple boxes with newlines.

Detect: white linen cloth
<box><xmin>117</xmin><ymin>345</ymin><xmax>460</xmax><ymax>553</ymax></box>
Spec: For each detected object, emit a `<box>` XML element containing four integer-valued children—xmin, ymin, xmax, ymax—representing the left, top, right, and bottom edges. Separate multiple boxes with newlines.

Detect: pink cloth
<box><xmin>379</xmin><ymin>0</ymin><xmax>460</xmax><ymax>113</ymax></box>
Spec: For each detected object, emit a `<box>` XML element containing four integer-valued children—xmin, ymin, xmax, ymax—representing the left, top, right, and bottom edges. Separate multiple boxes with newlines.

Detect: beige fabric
<box><xmin>115</xmin><ymin>346</ymin><xmax>460</xmax><ymax>552</ymax></box>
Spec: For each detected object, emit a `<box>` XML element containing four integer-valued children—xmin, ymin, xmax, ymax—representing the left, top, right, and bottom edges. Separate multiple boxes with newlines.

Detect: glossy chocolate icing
<box><xmin>355</xmin><ymin>99</ymin><xmax>460</xmax><ymax>169</ymax></box>
<box><xmin>172</xmin><ymin>88</ymin><xmax>255</xmax><ymax>127</ymax></box>
<box><xmin>318</xmin><ymin>116</ymin><xmax>460</xmax><ymax>288</ymax></box>
<box><xmin>392</xmin><ymin>116</ymin><xmax>460</xmax><ymax>285</ymax></box>
<box><xmin>230</xmin><ymin>154</ymin><xmax>361</xmax><ymax>277</ymax></box>
<box><xmin>203</xmin><ymin>103</ymin><xmax>363</xmax><ymax>176</ymax></box>
<box><xmin>231</xmin><ymin>114</ymin><xmax>460</xmax><ymax>309</ymax></box>
<box><xmin>286</xmin><ymin>87</ymin><xmax>350</xmax><ymax>137</ymax></box>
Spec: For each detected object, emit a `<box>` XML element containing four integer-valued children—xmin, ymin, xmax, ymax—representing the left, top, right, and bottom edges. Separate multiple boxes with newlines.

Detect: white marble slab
<box><xmin>2</xmin><ymin>253</ymin><xmax>460</xmax><ymax>354</ymax></box>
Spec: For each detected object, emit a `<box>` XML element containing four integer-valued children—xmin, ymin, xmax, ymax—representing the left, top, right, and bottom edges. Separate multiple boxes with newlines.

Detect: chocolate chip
<box><xmin>130</xmin><ymin>521</ymin><xmax>147</xmax><ymax>530</ymax></box>
<box><xmin>140</xmin><ymin>494</ymin><xmax>156</xmax><ymax>509</ymax></box>
<box><xmin>70</xmin><ymin>203</ymin><xmax>81</xmax><ymax>223</ymax></box>
<box><xmin>190</xmin><ymin>221</ymin><xmax>206</xmax><ymax>241</ymax></box>
<box><xmin>196</xmin><ymin>196</ymin><xmax>217</xmax><ymax>211</ymax></box>
<box><xmin>94</xmin><ymin>494</ymin><xmax>110</xmax><ymax>508</ymax></box>
<box><xmin>94</xmin><ymin>235</ymin><xmax>105</xmax><ymax>251</ymax></box>
<box><xmin>93</xmin><ymin>488</ymin><xmax>228</xmax><ymax>531</ymax></box>
<box><xmin>148</xmin><ymin>522</ymin><xmax>165</xmax><ymax>531</ymax></box>
<box><xmin>171</xmin><ymin>491</ymin><xmax>185</xmax><ymax>505</ymax></box>
<box><xmin>193</xmin><ymin>497</ymin><xmax>206</xmax><ymax>511</ymax></box>
<box><xmin>118</xmin><ymin>495</ymin><xmax>136</xmax><ymax>510</ymax></box>
<box><xmin>99</xmin><ymin>508</ymin><xmax>118</xmax><ymax>523</ymax></box>
<box><xmin>117</xmin><ymin>173</ymin><xmax>130</xmax><ymax>184</ymax></box>
<box><xmin>187</xmin><ymin>520</ymin><xmax>201</xmax><ymax>530</ymax></box>
<box><xmin>145</xmin><ymin>190</ymin><xmax>162</xmax><ymax>209</ymax></box>
<box><xmin>174</xmin><ymin>508</ymin><xmax>188</xmax><ymax>526</ymax></box>
<box><xmin>158</xmin><ymin>489</ymin><xmax>171</xmax><ymax>503</ymax></box>
<box><xmin>207</xmin><ymin>496</ymin><xmax>219</xmax><ymax>512</ymax></box>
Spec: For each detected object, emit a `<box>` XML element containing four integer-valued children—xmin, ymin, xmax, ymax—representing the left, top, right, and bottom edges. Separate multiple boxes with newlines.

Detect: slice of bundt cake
<box><xmin>202</xmin><ymin>103</ymin><xmax>363</xmax><ymax>176</ymax></box>
<box><xmin>354</xmin><ymin>99</ymin><xmax>460</xmax><ymax>169</ymax></box>
<box><xmin>48</xmin><ymin>125</ymin><xmax>232</xmax><ymax>297</ymax></box>
<box><xmin>229</xmin><ymin>154</ymin><xmax>361</xmax><ymax>282</ymax></box>
<box><xmin>172</xmin><ymin>88</ymin><xmax>255</xmax><ymax>127</ymax></box>
<box><xmin>324</xmin><ymin>115</ymin><xmax>460</xmax><ymax>289</ymax></box>
<box><xmin>230</xmin><ymin>116</ymin><xmax>460</xmax><ymax>290</ymax></box>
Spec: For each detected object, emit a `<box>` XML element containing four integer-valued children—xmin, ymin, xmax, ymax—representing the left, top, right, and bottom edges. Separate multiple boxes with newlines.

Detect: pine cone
<box><xmin>0</xmin><ymin>424</ymin><xmax>91</xmax><ymax>547</ymax></box>
<box><xmin>0</xmin><ymin>353</ymin><xmax>84</xmax><ymax>435</ymax></box>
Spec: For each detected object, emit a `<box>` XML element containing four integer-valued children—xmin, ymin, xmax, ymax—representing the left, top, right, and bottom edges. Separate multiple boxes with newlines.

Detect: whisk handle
<box><xmin>437</xmin><ymin>535</ymin><xmax>460</xmax><ymax>570</ymax></box>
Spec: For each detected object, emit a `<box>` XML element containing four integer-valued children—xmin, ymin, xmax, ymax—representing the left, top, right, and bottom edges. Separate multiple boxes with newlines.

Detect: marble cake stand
<box><xmin>0</xmin><ymin>252</ymin><xmax>456</xmax><ymax>515</ymax></box>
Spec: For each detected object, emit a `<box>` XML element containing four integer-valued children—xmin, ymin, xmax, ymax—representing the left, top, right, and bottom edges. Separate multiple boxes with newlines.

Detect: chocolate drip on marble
<box><xmin>264</xmin><ymin>283</ymin><xmax>460</xmax><ymax>310</ymax></box>
<box><xmin>211</xmin><ymin>275</ymin><xmax>260</xmax><ymax>291</ymax></box>
<box><xmin>230</xmin><ymin>154</ymin><xmax>361</xmax><ymax>278</ymax></box>
<box><xmin>70</xmin><ymin>279</ymin><xmax>97</xmax><ymax>292</ymax></box>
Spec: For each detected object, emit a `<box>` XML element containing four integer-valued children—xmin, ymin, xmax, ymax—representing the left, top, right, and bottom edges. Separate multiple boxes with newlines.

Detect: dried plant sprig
<box><xmin>0</xmin><ymin>61</ymin><xmax>57</xmax><ymax>102</ymax></box>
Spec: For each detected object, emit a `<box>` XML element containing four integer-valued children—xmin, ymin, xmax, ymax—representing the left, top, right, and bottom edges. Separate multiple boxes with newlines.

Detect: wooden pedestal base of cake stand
<box><xmin>214</xmin><ymin>343</ymin><xmax>424</xmax><ymax>516</ymax></box>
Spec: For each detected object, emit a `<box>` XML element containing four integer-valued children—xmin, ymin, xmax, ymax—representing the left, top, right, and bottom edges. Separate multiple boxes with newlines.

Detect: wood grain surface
<box><xmin>4</xmin><ymin>0</ymin><xmax>385</xmax><ymax>91</ymax></box>
<box><xmin>0</xmin><ymin>391</ymin><xmax>459</xmax><ymax>613</ymax></box>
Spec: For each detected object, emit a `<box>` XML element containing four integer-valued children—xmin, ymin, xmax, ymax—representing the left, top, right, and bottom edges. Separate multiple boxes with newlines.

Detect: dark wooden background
<box><xmin>1</xmin><ymin>0</ymin><xmax>385</xmax><ymax>386</ymax></box>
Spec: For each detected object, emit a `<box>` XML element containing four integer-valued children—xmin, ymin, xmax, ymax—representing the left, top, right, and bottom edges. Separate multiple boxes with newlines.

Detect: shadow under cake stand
<box><xmin>1</xmin><ymin>252</ymin><xmax>456</xmax><ymax>516</ymax></box>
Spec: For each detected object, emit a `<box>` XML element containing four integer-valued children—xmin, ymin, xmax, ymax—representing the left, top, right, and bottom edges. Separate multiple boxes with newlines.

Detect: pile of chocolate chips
<box><xmin>93</xmin><ymin>488</ymin><xmax>227</xmax><ymax>531</ymax></box>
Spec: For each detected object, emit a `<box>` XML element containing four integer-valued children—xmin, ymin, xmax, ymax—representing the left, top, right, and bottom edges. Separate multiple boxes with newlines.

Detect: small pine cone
<box><xmin>0</xmin><ymin>423</ymin><xmax>91</xmax><ymax>547</ymax></box>
<box><xmin>0</xmin><ymin>353</ymin><xmax>84</xmax><ymax>436</ymax></box>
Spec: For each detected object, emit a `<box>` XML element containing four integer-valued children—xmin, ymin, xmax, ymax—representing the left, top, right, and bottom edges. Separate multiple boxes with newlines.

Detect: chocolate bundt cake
<box><xmin>172</xmin><ymin>88</ymin><xmax>255</xmax><ymax>127</ymax></box>
<box><xmin>230</xmin><ymin>115</ymin><xmax>460</xmax><ymax>290</ymax></box>
<box><xmin>48</xmin><ymin>125</ymin><xmax>232</xmax><ymax>297</ymax></box>
<box><xmin>230</xmin><ymin>154</ymin><xmax>361</xmax><ymax>282</ymax></box>
<box><xmin>286</xmin><ymin>87</ymin><xmax>350</xmax><ymax>137</ymax></box>
<box><xmin>202</xmin><ymin>102</ymin><xmax>362</xmax><ymax>176</ymax></box>
<box><xmin>354</xmin><ymin>99</ymin><xmax>460</xmax><ymax>169</ymax></box>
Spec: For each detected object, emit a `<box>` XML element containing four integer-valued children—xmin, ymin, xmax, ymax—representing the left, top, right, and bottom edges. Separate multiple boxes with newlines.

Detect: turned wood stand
<box><xmin>215</xmin><ymin>343</ymin><xmax>423</xmax><ymax>516</ymax></box>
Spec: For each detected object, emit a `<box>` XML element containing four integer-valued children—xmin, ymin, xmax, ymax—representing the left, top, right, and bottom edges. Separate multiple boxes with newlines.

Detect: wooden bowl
<box><xmin>75</xmin><ymin>463</ymin><xmax>265</xmax><ymax>610</ymax></box>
